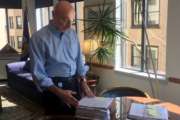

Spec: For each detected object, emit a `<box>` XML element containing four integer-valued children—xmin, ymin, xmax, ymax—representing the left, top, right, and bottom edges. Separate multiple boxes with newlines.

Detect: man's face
<box><xmin>54</xmin><ymin>11</ymin><xmax>75</xmax><ymax>32</ymax></box>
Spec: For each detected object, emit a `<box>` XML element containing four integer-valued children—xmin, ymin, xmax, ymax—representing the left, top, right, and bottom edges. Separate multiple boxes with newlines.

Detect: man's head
<box><xmin>53</xmin><ymin>1</ymin><xmax>75</xmax><ymax>32</ymax></box>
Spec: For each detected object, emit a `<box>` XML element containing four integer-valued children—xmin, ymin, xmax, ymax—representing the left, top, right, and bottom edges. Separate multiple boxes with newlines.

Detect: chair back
<box><xmin>101</xmin><ymin>87</ymin><xmax>149</xmax><ymax>98</ymax></box>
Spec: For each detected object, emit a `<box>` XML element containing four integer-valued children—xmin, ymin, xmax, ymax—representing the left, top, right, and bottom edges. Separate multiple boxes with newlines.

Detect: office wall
<box><xmin>0</xmin><ymin>9</ymin><xmax>7</xmax><ymax>50</ymax></box>
<box><xmin>86</xmin><ymin>0</ymin><xmax>180</xmax><ymax>105</ymax></box>
<box><xmin>166</xmin><ymin>0</ymin><xmax>180</xmax><ymax>78</ymax></box>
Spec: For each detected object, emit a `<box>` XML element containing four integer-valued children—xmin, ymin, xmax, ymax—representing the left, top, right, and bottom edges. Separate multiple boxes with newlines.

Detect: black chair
<box><xmin>101</xmin><ymin>87</ymin><xmax>149</xmax><ymax>98</ymax></box>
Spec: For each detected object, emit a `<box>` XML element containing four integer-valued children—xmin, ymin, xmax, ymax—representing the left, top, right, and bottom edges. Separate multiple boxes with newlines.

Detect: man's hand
<box><xmin>48</xmin><ymin>86</ymin><xmax>78</xmax><ymax>107</ymax></box>
<box><xmin>60</xmin><ymin>90</ymin><xmax>78</xmax><ymax>107</ymax></box>
<box><xmin>80</xmin><ymin>78</ymin><xmax>95</xmax><ymax>97</ymax></box>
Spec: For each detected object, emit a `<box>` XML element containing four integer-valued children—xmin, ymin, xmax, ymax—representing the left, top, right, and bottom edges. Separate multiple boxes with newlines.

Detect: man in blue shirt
<box><xmin>29</xmin><ymin>1</ymin><xmax>94</xmax><ymax>115</ymax></box>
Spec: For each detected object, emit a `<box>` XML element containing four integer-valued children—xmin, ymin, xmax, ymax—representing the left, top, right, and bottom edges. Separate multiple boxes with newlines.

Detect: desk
<box><xmin>39</xmin><ymin>97</ymin><xmax>180</xmax><ymax>120</ymax></box>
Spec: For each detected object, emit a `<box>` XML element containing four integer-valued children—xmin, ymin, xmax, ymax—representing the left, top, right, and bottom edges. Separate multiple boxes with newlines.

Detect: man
<box><xmin>29</xmin><ymin>1</ymin><xmax>94</xmax><ymax>115</ymax></box>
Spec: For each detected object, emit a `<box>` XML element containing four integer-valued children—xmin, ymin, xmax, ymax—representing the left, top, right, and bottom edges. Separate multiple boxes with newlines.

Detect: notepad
<box><xmin>128</xmin><ymin>103</ymin><xmax>168</xmax><ymax>120</ymax></box>
<box><xmin>76</xmin><ymin>97</ymin><xmax>115</xmax><ymax>120</ymax></box>
<box><xmin>78</xmin><ymin>97</ymin><xmax>114</xmax><ymax>109</ymax></box>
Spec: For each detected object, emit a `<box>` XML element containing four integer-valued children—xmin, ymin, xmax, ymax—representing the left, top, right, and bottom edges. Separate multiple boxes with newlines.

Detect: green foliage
<box><xmin>92</xmin><ymin>47</ymin><xmax>112</xmax><ymax>64</ymax></box>
<box><xmin>83</xmin><ymin>0</ymin><xmax>128</xmax><ymax>64</ymax></box>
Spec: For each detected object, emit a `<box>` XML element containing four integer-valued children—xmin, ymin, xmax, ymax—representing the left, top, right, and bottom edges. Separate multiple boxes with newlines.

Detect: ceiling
<box><xmin>0</xmin><ymin>0</ymin><xmax>84</xmax><ymax>9</ymax></box>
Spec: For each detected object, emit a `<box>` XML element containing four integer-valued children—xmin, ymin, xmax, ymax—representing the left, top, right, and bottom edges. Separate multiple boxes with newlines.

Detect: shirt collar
<box><xmin>48</xmin><ymin>23</ymin><xmax>63</xmax><ymax>37</ymax></box>
<box><xmin>48</xmin><ymin>22</ymin><xmax>73</xmax><ymax>36</ymax></box>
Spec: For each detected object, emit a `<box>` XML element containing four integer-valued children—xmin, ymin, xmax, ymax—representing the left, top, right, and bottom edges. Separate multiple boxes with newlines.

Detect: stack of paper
<box><xmin>128</xmin><ymin>103</ymin><xmax>168</xmax><ymax>120</ymax></box>
<box><xmin>76</xmin><ymin>97</ymin><xmax>114</xmax><ymax>120</ymax></box>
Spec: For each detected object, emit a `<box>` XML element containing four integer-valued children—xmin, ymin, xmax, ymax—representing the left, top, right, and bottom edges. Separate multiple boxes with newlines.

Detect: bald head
<box><xmin>54</xmin><ymin>1</ymin><xmax>74</xmax><ymax>16</ymax></box>
<box><xmin>53</xmin><ymin>1</ymin><xmax>75</xmax><ymax>32</ymax></box>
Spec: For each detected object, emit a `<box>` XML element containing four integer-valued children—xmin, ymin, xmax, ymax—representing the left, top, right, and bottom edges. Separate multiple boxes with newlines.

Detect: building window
<box><xmin>115</xmin><ymin>0</ymin><xmax>166</xmax><ymax>75</ymax></box>
<box><xmin>16</xmin><ymin>16</ymin><xmax>22</xmax><ymax>29</ymax></box>
<box><xmin>0</xmin><ymin>9</ymin><xmax>23</xmax><ymax>52</ymax></box>
<box><xmin>131</xmin><ymin>0</ymin><xmax>160</xmax><ymax>27</ymax></box>
<box><xmin>131</xmin><ymin>45</ymin><xmax>141</xmax><ymax>68</ymax></box>
<box><xmin>36</xmin><ymin>6</ymin><xmax>53</xmax><ymax>30</ymax></box>
<box><xmin>131</xmin><ymin>45</ymin><xmax>158</xmax><ymax>71</ymax></box>
<box><xmin>17</xmin><ymin>36</ymin><xmax>22</xmax><ymax>49</ymax></box>
<box><xmin>8</xmin><ymin>16</ymin><xmax>14</xmax><ymax>29</ymax></box>
<box><xmin>10</xmin><ymin>36</ymin><xmax>15</xmax><ymax>48</ymax></box>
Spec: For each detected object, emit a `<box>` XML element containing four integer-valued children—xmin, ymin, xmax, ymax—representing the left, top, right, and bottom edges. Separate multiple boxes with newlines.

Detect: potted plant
<box><xmin>83</xmin><ymin>0</ymin><xmax>127</xmax><ymax>64</ymax></box>
<box><xmin>79</xmin><ymin>0</ymin><xmax>160</xmax><ymax>98</ymax></box>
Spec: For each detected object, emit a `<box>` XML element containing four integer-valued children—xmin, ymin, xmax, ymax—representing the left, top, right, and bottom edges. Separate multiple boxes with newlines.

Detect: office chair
<box><xmin>101</xmin><ymin>87</ymin><xmax>149</xmax><ymax>98</ymax></box>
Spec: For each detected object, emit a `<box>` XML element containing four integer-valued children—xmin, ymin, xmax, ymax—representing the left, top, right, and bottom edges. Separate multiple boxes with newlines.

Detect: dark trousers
<box><xmin>42</xmin><ymin>76</ymin><xmax>82</xmax><ymax>115</ymax></box>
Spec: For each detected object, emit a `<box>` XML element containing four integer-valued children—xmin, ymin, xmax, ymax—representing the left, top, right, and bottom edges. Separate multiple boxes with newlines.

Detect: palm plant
<box><xmin>82</xmin><ymin>0</ymin><xmax>144</xmax><ymax>64</ymax></box>
<box><xmin>82</xmin><ymin>0</ymin><xmax>128</xmax><ymax>64</ymax></box>
<box><xmin>79</xmin><ymin>0</ymin><xmax>159</xmax><ymax>98</ymax></box>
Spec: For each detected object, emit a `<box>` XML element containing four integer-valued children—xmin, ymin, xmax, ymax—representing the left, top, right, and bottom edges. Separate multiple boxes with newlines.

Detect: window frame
<box><xmin>131</xmin><ymin>0</ymin><xmax>160</xmax><ymax>28</ymax></box>
<box><xmin>17</xmin><ymin>36</ymin><xmax>23</xmax><ymax>49</ymax></box>
<box><xmin>131</xmin><ymin>44</ymin><xmax>159</xmax><ymax>71</ymax></box>
<box><xmin>9</xmin><ymin>36</ymin><xmax>15</xmax><ymax>48</ymax></box>
<box><xmin>8</xmin><ymin>16</ymin><xmax>14</xmax><ymax>29</ymax></box>
<box><xmin>16</xmin><ymin>16</ymin><xmax>22</xmax><ymax>29</ymax></box>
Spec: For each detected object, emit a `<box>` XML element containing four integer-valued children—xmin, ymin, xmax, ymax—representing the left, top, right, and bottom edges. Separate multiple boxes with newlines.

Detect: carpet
<box><xmin>0</xmin><ymin>82</ymin><xmax>44</xmax><ymax>120</ymax></box>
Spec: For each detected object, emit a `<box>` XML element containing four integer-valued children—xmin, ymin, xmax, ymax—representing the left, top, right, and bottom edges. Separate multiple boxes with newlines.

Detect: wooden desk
<box><xmin>124</xmin><ymin>97</ymin><xmax>180</xmax><ymax>120</ymax></box>
<box><xmin>39</xmin><ymin>97</ymin><xmax>180</xmax><ymax>120</ymax></box>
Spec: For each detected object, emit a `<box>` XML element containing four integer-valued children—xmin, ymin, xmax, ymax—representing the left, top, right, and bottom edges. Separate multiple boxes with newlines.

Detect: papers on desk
<box><xmin>76</xmin><ymin>97</ymin><xmax>114</xmax><ymax>120</ymax></box>
<box><xmin>128</xmin><ymin>103</ymin><xmax>168</xmax><ymax>120</ymax></box>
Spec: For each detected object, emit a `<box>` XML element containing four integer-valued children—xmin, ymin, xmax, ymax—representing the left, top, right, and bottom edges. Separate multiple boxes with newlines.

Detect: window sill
<box><xmin>114</xmin><ymin>67</ymin><xmax>166</xmax><ymax>82</ymax></box>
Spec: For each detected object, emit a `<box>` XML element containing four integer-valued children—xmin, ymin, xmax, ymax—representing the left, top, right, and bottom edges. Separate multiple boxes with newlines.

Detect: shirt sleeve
<box><xmin>75</xmin><ymin>32</ymin><xmax>89</xmax><ymax>77</ymax></box>
<box><xmin>29</xmin><ymin>34</ymin><xmax>54</xmax><ymax>90</ymax></box>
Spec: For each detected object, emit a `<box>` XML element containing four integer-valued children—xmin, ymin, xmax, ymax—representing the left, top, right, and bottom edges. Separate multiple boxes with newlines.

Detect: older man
<box><xmin>29</xmin><ymin>1</ymin><xmax>94</xmax><ymax>115</ymax></box>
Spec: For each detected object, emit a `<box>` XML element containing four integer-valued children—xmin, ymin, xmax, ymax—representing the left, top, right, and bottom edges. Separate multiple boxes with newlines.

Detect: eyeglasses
<box><xmin>59</xmin><ymin>17</ymin><xmax>75</xmax><ymax>25</ymax></box>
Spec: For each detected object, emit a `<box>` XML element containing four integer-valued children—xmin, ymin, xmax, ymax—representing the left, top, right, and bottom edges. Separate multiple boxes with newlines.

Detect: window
<box><xmin>0</xmin><ymin>9</ymin><xmax>23</xmax><ymax>53</ymax></box>
<box><xmin>147</xmin><ymin>0</ymin><xmax>160</xmax><ymax>26</ymax></box>
<box><xmin>36</xmin><ymin>6</ymin><xmax>53</xmax><ymax>30</ymax></box>
<box><xmin>16</xmin><ymin>16</ymin><xmax>22</xmax><ymax>29</ymax></box>
<box><xmin>8</xmin><ymin>9</ymin><xmax>23</xmax><ymax>52</ymax></box>
<box><xmin>115</xmin><ymin>0</ymin><xmax>167</xmax><ymax>75</ymax></box>
<box><xmin>146</xmin><ymin>46</ymin><xmax>158</xmax><ymax>70</ymax></box>
<box><xmin>131</xmin><ymin>45</ymin><xmax>141</xmax><ymax>68</ymax></box>
<box><xmin>10</xmin><ymin>36</ymin><xmax>15</xmax><ymax>48</ymax></box>
<box><xmin>131</xmin><ymin>45</ymin><xmax>158</xmax><ymax>71</ymax></box>
<box><xmin>8</xmin><ymin>16</ymin><xmax>14</xmax><ymax>29</ymax></box>
<box><xmin>131</xmin><ymin>0</ymin><xmax>160</xmax><ymax>27</ymax></box>
<box><xmin>17</xmin><ymin>36</ymin><xmax>22</xmax><ymax>49</ymax></box>
<box><xmin>149</xmin><ymin>0</ymin><xmax>156</xmax><ymax>5</ymax></box>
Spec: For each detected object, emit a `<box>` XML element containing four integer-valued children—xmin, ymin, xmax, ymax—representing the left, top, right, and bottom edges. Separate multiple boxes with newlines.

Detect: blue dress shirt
<box><xmin>29</xmin><ymin>23</ymin><xmax>87</xmax><ymax>91</ymax></box>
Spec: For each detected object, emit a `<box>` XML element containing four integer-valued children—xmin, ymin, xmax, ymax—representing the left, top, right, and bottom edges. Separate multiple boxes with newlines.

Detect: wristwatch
<box><xmin>80</xmin><ymin>76</ymin><xmax>87</xmax><ymax>82</ymax></box>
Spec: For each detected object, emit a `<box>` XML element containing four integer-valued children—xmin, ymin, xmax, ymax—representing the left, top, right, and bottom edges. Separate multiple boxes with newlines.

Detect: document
<box><xmin>79</xmin><ymin>97</ymin><xmax>114</xmax><ymax>109</ymax></box>
<box><xmin>128</xmin><ymin>103</ymin><xmax>168</xmax><ymax>120</ymax></box>
<box><xmin>76</xmin><ymin>97</ymin><xmax>114</xmax><ymax>120</ymax></box>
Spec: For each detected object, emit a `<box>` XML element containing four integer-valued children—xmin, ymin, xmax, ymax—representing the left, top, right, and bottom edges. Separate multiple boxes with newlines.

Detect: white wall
<box><xmin>0</xmin><ymin>9</ymin><xmax>7</xmax><ymax>50</ymax></box>
<box><xmin>86</xmin><ymin>0</ymin><xmax>180</xmax><ymax>105</ymax></box>
<box><xmin>93</xmin><ymin>67</ymin><xmax>180</xmax><ymax>105</ymax></box>
<box><xmin>166</xmin><ymin>0</ymin><xmax>180</xmax><ymax>78</ymax></box>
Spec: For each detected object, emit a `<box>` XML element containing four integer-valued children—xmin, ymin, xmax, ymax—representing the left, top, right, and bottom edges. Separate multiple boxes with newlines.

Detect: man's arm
<box><xmin>48</xmin><ymin>86</ymin><xmax>78</xmax><ymax>107</ymax></box>
<box><xmin>75</xmin><ymin>32</ymin><xmax>94</xmax><ymax>97</ymax></box>
<box><xmin>29</xmin><ymin>35</ymin><xmax>54</xmax><ymax>89</ymax></box>
<box><xmin>29</xmin><ymin>34</ymin><xmax>78</xmax><ymax>107</ymax></box>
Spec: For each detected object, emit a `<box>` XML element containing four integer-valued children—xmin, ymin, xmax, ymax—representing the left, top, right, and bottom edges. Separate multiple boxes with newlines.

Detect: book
<box><xmin>128</xmin><ymin>103</ymin><xmax>168</xmax><ymax>120</ymax></box>
<box><xmin>76</xmin><ymin>97</ymin><xmax>115</xmax><ymax>120</ymax></box>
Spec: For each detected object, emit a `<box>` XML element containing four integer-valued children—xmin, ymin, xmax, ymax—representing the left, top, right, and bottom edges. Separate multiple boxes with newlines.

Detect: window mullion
<box><xmin>140</xmin><ymin>0</ymin><xmax>148</xmax><ymax>72</ymax></box>
<box><xmin>5</xmin><ymin>8</ymin><xmax>10</xmax><ymax>44</ymax></box>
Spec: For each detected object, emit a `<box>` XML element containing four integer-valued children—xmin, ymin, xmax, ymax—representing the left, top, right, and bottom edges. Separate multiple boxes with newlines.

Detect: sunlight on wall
<box><xmin>0</xmin><ymin>9</ymin><xmax>8</xmax><ymax>50</ymax></box>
